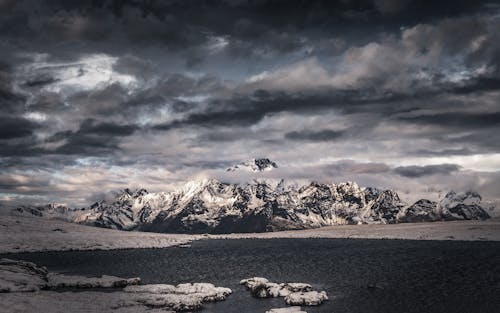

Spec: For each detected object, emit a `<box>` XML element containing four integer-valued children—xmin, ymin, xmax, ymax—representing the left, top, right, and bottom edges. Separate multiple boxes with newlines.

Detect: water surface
<box><xmin>4</xmin><ymin>238</ymin><xmax>500</xmax><ymax>313</ymax></box>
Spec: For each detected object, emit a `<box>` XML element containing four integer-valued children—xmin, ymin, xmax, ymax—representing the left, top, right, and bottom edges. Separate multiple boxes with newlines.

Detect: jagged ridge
<box><xmin>16</xmin><ymin>179</ymin><xmax>490</xmax><ymax>234</ymax></box>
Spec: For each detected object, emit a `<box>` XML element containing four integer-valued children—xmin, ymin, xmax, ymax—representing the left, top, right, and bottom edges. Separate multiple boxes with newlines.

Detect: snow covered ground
<box><xmin>0</xmin><ymin>214</ymin><xmax>200</xmax><ymax>253</ymax></box>
<box><xmin>209</xmin><ymin>219</ymin><xmax>500</xmax><ymax>241</ymax></box>
<box><xmin>0</xmin><ymin>258</ymin><xmax>232</xmax><ymax>313</ymax></box>
<box><xmin>0</xmin><ymin>214</ymin><xmax>499</xmax><ymax>254</ymax></box>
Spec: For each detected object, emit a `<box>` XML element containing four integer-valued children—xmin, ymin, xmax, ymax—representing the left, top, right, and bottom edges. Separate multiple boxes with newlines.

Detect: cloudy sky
<box><xmin>1</xmin><ymin>0</ymin><xmax>500</xmax><ymax>208</ymax></box>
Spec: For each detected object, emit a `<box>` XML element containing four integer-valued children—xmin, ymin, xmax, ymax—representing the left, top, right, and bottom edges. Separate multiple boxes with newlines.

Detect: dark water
<box><xmin>3</xmin><ymin>239</ymin><xmax>500</xmax><ymax>313</ymax></box>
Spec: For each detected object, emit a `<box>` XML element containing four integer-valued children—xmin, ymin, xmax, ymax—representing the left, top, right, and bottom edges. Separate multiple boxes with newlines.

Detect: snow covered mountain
<box><xmin>397</xmin><ymin>191</ymin><xmax>490</xmax><ymax>223</ymax></box>
<box><xmin>15</xmin><ymin>179</ymin><xmax>491</xmax><ymax>234</ymax></box>
<box><xmin>226</xmin><ymin>158</ymin><xmax>278</xmax><ymax>172</ymax></box>
<box><xmin>15</xmin><ymin>203</ymin><xmax>76</xmax><ymax>222</ymax></box>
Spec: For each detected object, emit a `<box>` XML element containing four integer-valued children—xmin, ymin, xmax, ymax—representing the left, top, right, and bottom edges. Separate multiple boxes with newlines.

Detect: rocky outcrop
<box><xmin>240</xmin><ymin>277</ymin><xmax>328</xmax><ymax>306</ymax></box>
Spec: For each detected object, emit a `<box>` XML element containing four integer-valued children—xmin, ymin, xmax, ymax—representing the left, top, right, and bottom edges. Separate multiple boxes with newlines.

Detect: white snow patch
<box><xmin>240</xmin><ymin>277</ymin><xmax>327</xmax><ymax>306</ymax></box>
<box><xmin>285</xmin><ymin>291</ymin><xmax>329</xmax><ymax>306</ymax></box>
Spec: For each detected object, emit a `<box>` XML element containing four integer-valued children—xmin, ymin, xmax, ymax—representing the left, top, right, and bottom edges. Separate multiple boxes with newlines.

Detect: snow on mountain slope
<box><xmin>226</xmin><ymin>158</ymin><xmax>278</xmax><ymax>172</ymax></box>
<box><xmin>439</xmin><ymin>191</ymin><xmax>490</xmax><ymax>220</ymax></box>
<box><xmin>397</xmin><ymin>191</ymin><xmax>490</xmax><ymax>223</ymax></box>
<box><xmin>15</xmin><ymin>180</ymin><xmax>491</xmax><ymax>234</ymax></box>
<box><xmin>15</xmin><ymin>203</ymin><xmax>77</xmax><ymax>222</ymax></box>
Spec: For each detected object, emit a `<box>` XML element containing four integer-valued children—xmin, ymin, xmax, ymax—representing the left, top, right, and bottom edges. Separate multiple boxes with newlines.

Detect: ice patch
<box><xmin>240</xmin><ymin>277</ymin><xmax>327</xmax><ymax>306</ymax></box>
<box><xmin>285</xmin><ymin>291</ymin><xmax>329</xmax><ymax>306</ymax></box>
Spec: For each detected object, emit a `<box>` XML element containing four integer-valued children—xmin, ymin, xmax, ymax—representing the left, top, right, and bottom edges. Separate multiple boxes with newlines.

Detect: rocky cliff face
<box><xmin>16</xmin><ymin>179</ymin><xmax>491</xmax><ymax>234</ymax></box>
<box><xmin>396</xmin><ymin>191</ymin><xmax>490</xmax><ymax>223</ymax></box>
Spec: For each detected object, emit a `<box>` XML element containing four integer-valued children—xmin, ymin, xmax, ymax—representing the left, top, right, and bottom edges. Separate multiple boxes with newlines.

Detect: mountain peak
<box><xmin>443</xmin><ymin>190</ymin><xmax>482</xmax><ymax>204</ymax></box>
<box><xmin>226</xmin><ymin>158</ymin><xmax>278</xmax><ymax>172</ymax></box>
<box><xmin>118</xmin><ymin>188</ymin><xmax>148</xmax><ymax>200</ymax></box>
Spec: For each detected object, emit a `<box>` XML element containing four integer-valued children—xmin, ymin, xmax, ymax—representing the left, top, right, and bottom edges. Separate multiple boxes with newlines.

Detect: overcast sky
<box><xmin>1</xmin><ymin>0</ymin><xmax>500</xmax><ymax>208</ymax></box>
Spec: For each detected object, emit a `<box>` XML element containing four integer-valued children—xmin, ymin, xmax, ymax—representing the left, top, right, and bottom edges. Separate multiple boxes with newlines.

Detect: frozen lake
<box><xmin>4</xmin><ymin>238</ymin><xmax>500</xmax><ymax>313</ymax></box>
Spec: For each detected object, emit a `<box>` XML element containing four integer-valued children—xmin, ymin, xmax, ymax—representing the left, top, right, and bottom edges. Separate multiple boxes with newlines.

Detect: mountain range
<box><xmin>15</xmin><ymin>178</ymin><xmax>491</xmax><ymax>234</ymax></box>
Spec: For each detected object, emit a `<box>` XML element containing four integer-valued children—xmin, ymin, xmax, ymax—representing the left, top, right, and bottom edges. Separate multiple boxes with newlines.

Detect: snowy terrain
<box><xmin>208</xmin><ymin>219</ymin><xmax>500</xmax><ymax>241</ymax></box>
<box><xmin>0</xmin><ymin>214</ymin><xmax>499</xmax><ymax>254</ymax></box>
<box><xmin>0</xmin><ymin>258</ymin><xmax>231</xmax><ymax>313</ymax></box>
<box><xmin>0</xmin><ymin>214</ymin><xmax>199</xmax><ymax>253</ymax></box>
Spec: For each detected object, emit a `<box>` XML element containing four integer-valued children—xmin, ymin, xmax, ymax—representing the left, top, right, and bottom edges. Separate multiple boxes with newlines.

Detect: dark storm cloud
<box><xmin>52</xmin><ymin>119</ymin><xmax>139</xmax><ymax>155</ymax></box>
<box><xmin>2</xmin><ymin>0</ymin><xmax>500</xmax><ymax>207</ymax></box>
<box><xmin>398</xmin><ymin>112</ymin><xmax>500</xmax><ymax>129</ymax></box>
<box><xmin>0</xmin><ymin>118</ymin><xmax>139</xmax><ymax>158</ymax></box>
<box><xmin>455</xmin><ymin>131</ymin><xmax>500</xmax><ymax>152</ymax></box>
<box><xmin>1</xmin><ymin>0</ymin><xmax>495</xmax><ymax>65</ymax></box>
<box><xmin>413</xmin><ymin>148</ymin><xmax>476</xmax><ymax>157</ymax></box>
<box><xmin>284</xmin><ymin>129</ymin><xmax>346</xmax><ymax>141</ymax></box>
<box><xmin>453</xmin><ymin>77</ymin><xmax>500</xmax><ymax>94</ymax></box>
<box><xmin>0</xmin><ymin>116</ymin><xmax>40</xmax><ymax>140</ymax></box>
<box><xmin>0</xmin><ymin>173</ymin><xmax>51</xmax><ymax>192</ymax></box>
<box><xmin>0</xmin><ymin>72</ymin><xmax>26</xmax><ymax>114</ymax></box>
<box><xmin>393</xmin><ymin>164</ymin><xmax>461</xmax><ymax>178</ymax></box>
<box><xmin>0</xmin><ymin>144</ymin><xmax>43</xmax><ymax>158</ymax></box>
<box><xmin>153</xmin><ymin>74</ymin><xmax>222</xmax><ymax>97</ymax></box>
<box><xmin>61</xmin><ymin>72</ymin><xmax>221</xmax><ymax>119</ymax></box>
<box><xmin>152</xmin><ymin>89</ymin><xmax>393</xmax><ymax>131</ymax></box>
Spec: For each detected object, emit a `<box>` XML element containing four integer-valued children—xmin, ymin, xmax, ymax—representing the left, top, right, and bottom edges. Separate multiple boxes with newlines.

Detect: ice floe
<box><xmin>284</xmin><ymin>290</ymin><xmax>329</xmax><ymax>306</ymax></box>
<box><xmin>240</xmin><ymin>277</ymin><xmax>328</xmax><ymax>306</ymax></box>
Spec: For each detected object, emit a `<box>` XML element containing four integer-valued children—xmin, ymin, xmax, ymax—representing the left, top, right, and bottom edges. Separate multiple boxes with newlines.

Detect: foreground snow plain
<box><xmin>0</xmin><ymin>214</ymin><xmax>499</xmax><ymax>254</ymax></box>
<box><xmin>0</xmin><ymin>214</ymin><xmax>200</xmax><ymax>253</ymax></box>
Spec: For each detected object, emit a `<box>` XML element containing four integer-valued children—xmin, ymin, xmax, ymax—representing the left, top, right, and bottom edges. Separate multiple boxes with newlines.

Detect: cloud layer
<box><xmin>1</xmin><ymin>0</ymin><xmax>500</xmax><ymax>208</ymax></box>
